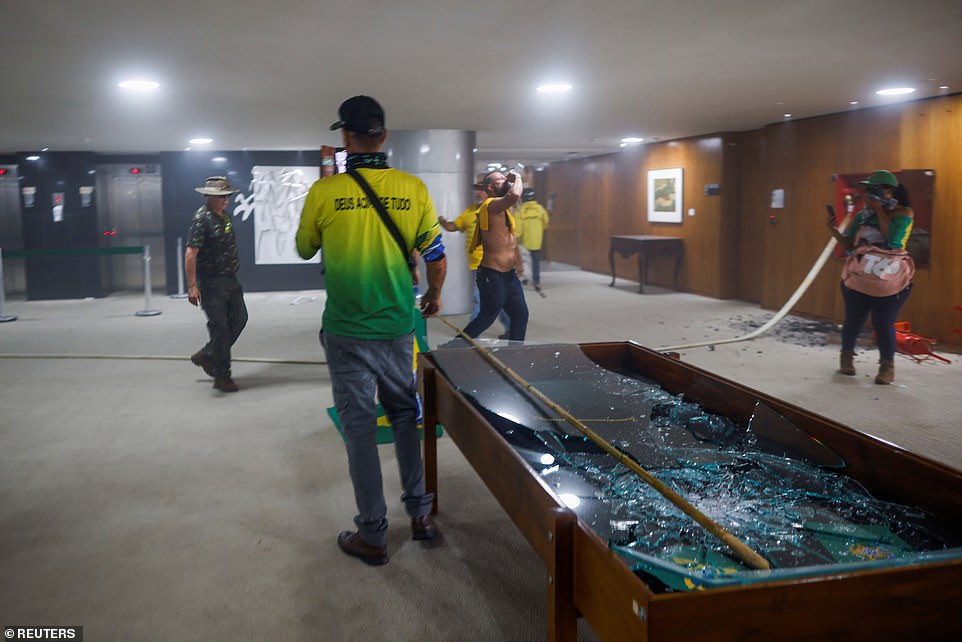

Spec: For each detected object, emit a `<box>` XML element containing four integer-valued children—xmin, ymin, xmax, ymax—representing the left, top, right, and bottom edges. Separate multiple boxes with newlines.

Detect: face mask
<box><xmin>866</xmin><ymin>187</ymin><xmax>898</xmax><ymax>209</ymax></box>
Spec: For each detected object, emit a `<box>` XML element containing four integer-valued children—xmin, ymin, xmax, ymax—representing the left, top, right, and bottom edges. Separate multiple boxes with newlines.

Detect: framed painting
<box><xmin>647</xmin><ymin>168</ymin><xmax>683</xmax><ymax>223</ymax></box>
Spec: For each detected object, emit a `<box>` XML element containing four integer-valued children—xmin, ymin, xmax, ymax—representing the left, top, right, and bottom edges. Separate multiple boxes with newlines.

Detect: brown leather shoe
<box><xmin>337</xmin><ymin>531</ymin><xmax>388</xmax><ymax>566</ymax></box>
<box><xmin>411</xmin><ymin>514</ymin><xmax>440</xmax><ymax>541</ymax></box>
<box><xmin>190</xmin><ymin>350</ymin><xmax>216</xmax><ymax>377</ymax></box>
<box><xmin>213</xmin><ymin>376</ymin><xmax>239</xmax><ymax>392</ymax></box>
<box><xmin>875</xmin><ymin>359</ymin><xmax>895</xmax><ymax>385</ymax></box>
<box><xmin>838</xmin><ymin>350</ymin><xmax>856</xmax><ymax>376</ymax></box>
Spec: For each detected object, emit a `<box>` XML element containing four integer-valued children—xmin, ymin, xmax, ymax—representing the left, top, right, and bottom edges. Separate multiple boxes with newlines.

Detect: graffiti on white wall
<box><xmin>233</xmin><ymin>166</ymin><xmax>320</xmax><ymax>265</ymax></box>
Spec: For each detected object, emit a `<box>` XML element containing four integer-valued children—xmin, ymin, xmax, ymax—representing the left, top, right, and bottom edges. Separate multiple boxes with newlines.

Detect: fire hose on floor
<box><xmin>1</xmin><ymin>213</ymin><xmax>852</xmax><ymax>368</ymax></box>
<box><xmin>656</xmin><ymin>211</ymin><xmax>853</xmax><ymax>352</ymax></box>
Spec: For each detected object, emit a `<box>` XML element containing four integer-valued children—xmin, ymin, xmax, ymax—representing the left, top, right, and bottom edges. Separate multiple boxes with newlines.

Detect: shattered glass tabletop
<box><xmin>430</xmin><ymin>342</ymin><xmax>962</xmax><ymax>592</ymax></box>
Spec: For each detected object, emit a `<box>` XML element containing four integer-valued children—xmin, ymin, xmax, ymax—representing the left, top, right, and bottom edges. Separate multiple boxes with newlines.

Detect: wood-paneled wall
<box><xmin>542</xmin><ymin>93</ymin><xmax>962</xmax><ymax>347</ymax></box>
<box><xmin>543</xmin><ymin>136</ymin><xmax>734</xmax><ymax>299</ymax></box>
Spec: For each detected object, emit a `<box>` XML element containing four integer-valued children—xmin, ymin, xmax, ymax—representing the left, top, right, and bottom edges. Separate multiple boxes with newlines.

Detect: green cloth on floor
<box><xmin>327</xmin><ymin>404</ymin><xmax>443</xmax><ymax>444</ymax></box>
<box><xmin>326</xmin><ymin>312</ymin><xmax>441</xmax><ymax>444</ymax></box>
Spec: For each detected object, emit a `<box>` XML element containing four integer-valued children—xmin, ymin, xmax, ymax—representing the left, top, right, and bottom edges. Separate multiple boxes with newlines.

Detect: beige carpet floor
<box><xmin>1</xmin><ymin>263</ymin><xmax>959</xmax><ymax>640</ymax></box>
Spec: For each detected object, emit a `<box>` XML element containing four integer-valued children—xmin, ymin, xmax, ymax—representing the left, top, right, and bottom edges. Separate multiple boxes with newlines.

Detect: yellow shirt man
<box><xmin>517</xmin><ymin>200</ymin><xmax>549</xmax><ymax>251</ymax></box>
<box><xmin>449</xmin><ymin>203</ymin><xmax>485</xmax><ymax>270</ymax></box>
<box><xmin>516</xmin><ymin>192</ymin><xmax>549</xmax><ymax>287</ymax></box>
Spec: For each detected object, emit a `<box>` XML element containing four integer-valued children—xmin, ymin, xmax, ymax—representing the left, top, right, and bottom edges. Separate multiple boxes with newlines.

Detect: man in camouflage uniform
<box><xmin>185</xmin><ymin>176</ymin><xmax>248</xmax><ymax>392</ymax></box>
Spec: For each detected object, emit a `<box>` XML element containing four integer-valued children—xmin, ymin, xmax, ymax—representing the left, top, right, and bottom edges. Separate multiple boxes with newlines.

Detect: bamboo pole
<box><xmin>438</xmin><ymin>317</ymin><xmax>772</xmax><ymax>571</ymax></box>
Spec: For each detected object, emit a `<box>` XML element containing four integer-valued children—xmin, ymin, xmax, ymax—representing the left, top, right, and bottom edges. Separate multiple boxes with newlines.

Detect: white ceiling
<box><xmin>2</xmin><ymin>0</ymin><xmax>960</xmax><ymax>166</ymax></box>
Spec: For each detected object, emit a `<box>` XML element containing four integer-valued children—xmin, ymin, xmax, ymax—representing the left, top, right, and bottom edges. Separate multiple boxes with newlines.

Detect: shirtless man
<box><xmin>461</xmin><ymin>170</ymin><xmax>529</xmax><ymax>341</ymax></box>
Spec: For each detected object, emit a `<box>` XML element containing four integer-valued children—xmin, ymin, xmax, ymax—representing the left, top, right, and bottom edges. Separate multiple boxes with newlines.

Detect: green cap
<box><xmin>859</xmin><ymin>170</ymin><xmax>898</xmax><ymax>188</ymax></box>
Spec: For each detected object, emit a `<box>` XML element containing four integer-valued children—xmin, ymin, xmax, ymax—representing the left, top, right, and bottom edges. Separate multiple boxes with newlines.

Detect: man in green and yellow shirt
<box><xmin>296</xmin><ymin>96</ymin><xmax>447</xmax><ymax>566</ymax></box>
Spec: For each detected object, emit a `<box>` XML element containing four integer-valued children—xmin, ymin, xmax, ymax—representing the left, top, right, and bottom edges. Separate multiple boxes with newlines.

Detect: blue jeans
<box><xmin>528</xmin><ymin>249</ymin><xmax>542</xmax><ymax>285</ymax></box>
<box><xmin>198</xmin><ymin>275</ymin><xmax>248</xmax><ymax>377</ymax></box>
<box><xmin>840</xmin><ymin>282</ymin><xmax>912</xmax><ymax>361</ymax></box>
<box><xmin>321</xmin><ymin>330</ymin><xmax>433</xmax><ymax>547</ymax></box>
<box><xmin>463</xmin><ymin>266</ymin><xmax>529</xmax><ymax>341</ymax></box>
<box><xmin>469</xmin><ymin>269</ymin><xmax>510</xmax><ymax>331</ymax></box>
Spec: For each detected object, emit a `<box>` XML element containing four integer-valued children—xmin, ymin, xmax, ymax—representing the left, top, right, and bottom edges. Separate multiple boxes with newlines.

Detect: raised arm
<box><xmin>486</xmin><ymin>170</ymin><xmax>524</xmax><ymax>217</ymax></box>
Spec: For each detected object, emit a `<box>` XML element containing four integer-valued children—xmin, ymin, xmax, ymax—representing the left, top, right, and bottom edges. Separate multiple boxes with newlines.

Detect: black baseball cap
<box><xmin>330</xmin><ymin>95</ymin><xmax>385</xmax><ymax>135</ymax></box>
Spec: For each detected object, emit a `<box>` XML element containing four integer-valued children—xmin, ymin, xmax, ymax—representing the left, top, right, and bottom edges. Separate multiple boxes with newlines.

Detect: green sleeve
<box><xmin>886</xmin><ymin>214</ymin><xmax>913</xmax><ymax>250</ymax></box>
<box><xmin>842</xmin><ymin>210</ymin><xmax>863</xmax><ymax>239</ymax></box>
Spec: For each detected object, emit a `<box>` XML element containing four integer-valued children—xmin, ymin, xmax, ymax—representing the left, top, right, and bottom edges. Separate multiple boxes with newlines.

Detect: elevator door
<box><xmin>95</xmin><ymin>165</ymin><xmax>165</xmax><ymax>292</ymax></box>
<box><xmin>0</xmin><ymin>165</ymin><xmax>25</xmax><ymax>295</ymax></box>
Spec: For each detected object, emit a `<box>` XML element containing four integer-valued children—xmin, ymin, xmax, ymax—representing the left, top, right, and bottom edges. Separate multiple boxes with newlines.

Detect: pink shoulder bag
<box><xmin>841</xmin><ymin>245</ymin><xmax>915</xmax><ymax>297</ymax></box>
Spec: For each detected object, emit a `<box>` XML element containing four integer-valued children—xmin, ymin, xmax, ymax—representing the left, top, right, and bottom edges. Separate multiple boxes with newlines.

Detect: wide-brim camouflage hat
<box><xmin>195</xmin><ymin>176</ymin><xmax>240</xmax><ymax>196</ymax></box>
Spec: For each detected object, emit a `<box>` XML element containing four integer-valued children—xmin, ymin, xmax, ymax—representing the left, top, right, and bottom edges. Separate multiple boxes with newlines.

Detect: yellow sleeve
<box><xmin>453</xmin><ymin>206</ymin><xmax>477</xmax><ymax>232</ymax></box>
<box><xmin>477</xmin><ymin>199</ymin><xmax>491</xmax><ymax>231</ymax></box>
<box><xmin>295</xmin><ymin>182</ymin><xmax>323</xmax><ymax>259</ymax></box>
<box><xmin>469</xmin><ymin>200</ymin><xmax>491</xmax><ymax>252</ymax></box>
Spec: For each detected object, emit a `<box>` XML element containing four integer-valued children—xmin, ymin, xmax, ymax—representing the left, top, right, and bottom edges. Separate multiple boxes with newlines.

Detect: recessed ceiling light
<box><xmin>876</xmin><ymin>87</ymin><xmax>916</xmax><ymax>96</ymax></box>
<box><xmin>536</xmin><ymin>83</ymin><xmax>572</xmax><ymax>95</ymax></box>
<box><xmin>939</xmin><ymin>85</ymin><xmax>949</xmax><ymax>90</ymax></box>
<box><xmin>118</xmin><ymin>80</ymin><xmax>159</xmax><ymax>91</ymax></box>
<box><xmin>189</xmin><ymin>138</ymin><xmax>214</xmax><ymax>145</ymax></box>
<box><xmin>849</xmin><ymin>101</ymin><xmax>859</xmax><ymax>105</ymax></box>
<box><xmin>621</xmin><ymin>137</ymin><xmax>644</xmax><ymax>144</ymax></box>
<box><xmin>783</xmin><ymin>113</ymin><xmax>792</xmax><ymax>118</ymax></box>
<box><xmin>26</xmin><ymin>155</ymin><xmax>40</xmax><ymax>161</ymax></box>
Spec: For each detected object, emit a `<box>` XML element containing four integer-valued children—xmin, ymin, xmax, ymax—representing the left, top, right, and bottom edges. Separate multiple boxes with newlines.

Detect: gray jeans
<box><xmin>321</xmin><ymin>330</ymin><xmax>433</xmax><ymax>546</ymax></box>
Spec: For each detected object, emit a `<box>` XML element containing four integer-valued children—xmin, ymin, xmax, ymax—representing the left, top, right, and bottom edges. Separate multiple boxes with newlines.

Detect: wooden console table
<box><xmin>608</xmin><ymin>235</ymin><xmax>682</xmax><ymax>293</ymax></box>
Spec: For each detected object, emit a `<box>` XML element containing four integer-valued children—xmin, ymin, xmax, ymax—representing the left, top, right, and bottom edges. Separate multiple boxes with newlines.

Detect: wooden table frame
<box><xmin>608</xmin><ymin>235</ymin><xmax>683</xmax><ymax>293</ymax></box>
<box><xmin>419</xmin><ymin>341</ymin><xmax>962</xmax><ymax>641</ymax></box>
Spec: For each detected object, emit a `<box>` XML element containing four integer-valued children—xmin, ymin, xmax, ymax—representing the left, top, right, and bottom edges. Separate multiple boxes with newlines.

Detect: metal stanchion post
<box><xmin>135</xmin><ymin>244</ymin><xmax>162</xmax><ymax>317</ymax></box>
<box><xmin>0</xmin><ymin>248</ymin><xmax>18</xmax><ymax>322</ymax></box>
<box><xmin>170</xmin><ymin>236</ymin><xmax>188</xmax><ymax>299</ymax></box>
